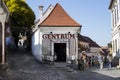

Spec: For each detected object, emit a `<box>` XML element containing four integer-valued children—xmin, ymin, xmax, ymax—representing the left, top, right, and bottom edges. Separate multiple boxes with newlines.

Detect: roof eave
<box><xmin>109</xmin><ymin>0</ymin><xmax>114</xmax><ymax>9</ymax></box>
<box><xmin>38</xmin><ymin>25</ymin><xmax>82</xmax><ymax>27</ymax></box>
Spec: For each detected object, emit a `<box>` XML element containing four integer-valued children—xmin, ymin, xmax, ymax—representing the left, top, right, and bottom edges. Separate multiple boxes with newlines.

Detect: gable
<box><xmin>39</xmin><ymin>3</ymin><xmax>81</xmax><ymax>27</ymax></box>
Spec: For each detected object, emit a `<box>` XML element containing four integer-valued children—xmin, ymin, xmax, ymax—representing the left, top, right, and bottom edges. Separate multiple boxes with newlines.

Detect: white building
<box><xmin>32</xmin><ymin>3</ymin><xmax>81</xmax><ymax>64</ymax></box>
<box><xmin>109</xmin><ymin>0</ymin><xmax>120</xmax><ymax>67</ymax></box>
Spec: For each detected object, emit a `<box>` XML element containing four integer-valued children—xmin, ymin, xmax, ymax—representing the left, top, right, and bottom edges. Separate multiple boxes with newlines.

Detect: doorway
<box><xmin>54</xmin><ymin>43</ymin><xmax>66</xmax><ymax>62</ymax></box>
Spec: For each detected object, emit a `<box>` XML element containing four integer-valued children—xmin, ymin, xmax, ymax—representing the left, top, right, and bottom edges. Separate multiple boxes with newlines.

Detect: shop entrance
<box><xmin>54</xmin><ymin>43</ymin><xmax>66</xmax><ymax>62</ymax></box>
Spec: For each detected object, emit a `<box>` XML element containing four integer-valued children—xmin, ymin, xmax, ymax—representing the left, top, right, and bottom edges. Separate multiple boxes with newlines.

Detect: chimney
<box><xmin>39</xmin><ymin>5</ymin><xmax>44</xmax><ymax>19</ymax></box>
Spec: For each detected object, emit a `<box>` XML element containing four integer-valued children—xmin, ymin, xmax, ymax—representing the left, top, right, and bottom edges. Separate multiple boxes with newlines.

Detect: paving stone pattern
<box><xmin>0</xmin><ymin>49</ymin><xmax>68</xmax><ymax>80</ymax></box>
<box><xmin>0</xmin><ymin>48</ymin><xmax>120</xmax><ymax>80</ymax></box>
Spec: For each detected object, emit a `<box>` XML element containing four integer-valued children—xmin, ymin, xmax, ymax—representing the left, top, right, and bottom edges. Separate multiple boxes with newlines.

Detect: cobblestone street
<box><xmin>0</xmin><ymin>48</ymin><xmax>69</xmax><ymax>80</ymax></box>
<box><xmin>0</xmin><ymin>48</ymin><xmax>120</xmax><ymax>80</ymax></box>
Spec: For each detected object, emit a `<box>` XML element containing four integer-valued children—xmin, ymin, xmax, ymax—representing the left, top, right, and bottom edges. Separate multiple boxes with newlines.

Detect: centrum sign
<box><xmin>42</xmin><ymin>34</ymin><xmax>75</xmax><ymax>39</ymax></box>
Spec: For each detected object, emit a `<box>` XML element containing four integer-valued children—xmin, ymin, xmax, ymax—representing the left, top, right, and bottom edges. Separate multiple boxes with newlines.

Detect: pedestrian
<box><xmin>78</xmin><ymin>52</ymin><xmax>88</xmax><ymax>70</ymax></box>
<box><xmin>91</xmin><ymin>55</ymin><xmax>95</xmax><ymax>66</ymax></box>
<box><xmin>98</xmin><ymin>53</ymin><xmax>104</xmax><ymax>70</ymax></box>
<box><xmin>78</xmin><ymin>56</ymin><xmax>83</xmax><ymax>70</ymax></box>
<box><xmin>78</xmin><ymin>53</ymin><xmax>84</xmax><ymax>70</ymax></box>
<box><xmin>86</xmin><ymin>56</ymin><xmax>89</xmax><ymax>68</ymax></box>
<box><xmin>82</xmin><ymin>54</ymin><xmax>87</xmax><ymax>70</ymax></box>
<box><xmin>88</xmin><ymin>56</ymin><xmax>92</xmax><ymax>67</ymax></box>
<box><xmin>107</xmin><ymin>54</ymin><xmax>112</xmax><ymax>70</ymax></box>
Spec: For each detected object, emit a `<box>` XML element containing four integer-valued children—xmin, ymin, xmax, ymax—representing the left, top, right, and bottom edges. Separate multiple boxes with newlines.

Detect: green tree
<box><xmin>4</xmin><ymin>0</ymin><xmax>35</xmax><ymax>47</ymax></box>
<box><xmin>108</xmin><ymin>42</ymin><xmax>112</xmax><ymax>48</ymax></box>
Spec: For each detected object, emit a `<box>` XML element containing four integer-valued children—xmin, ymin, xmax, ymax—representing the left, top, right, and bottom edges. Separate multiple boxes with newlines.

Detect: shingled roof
<box><xmin>78</xmin><ymin>34</ymin><xmax>88</xmax><ymax>43</ymax></box>
<box><xmin>39</xmin><ymin>3</ymin><xmax>81</xmax><ymax>27</ymax></box>
<box><xmin>78</xmin><ymin>34</ymin><xmax>100</xmax><ymax>47</ymax></box>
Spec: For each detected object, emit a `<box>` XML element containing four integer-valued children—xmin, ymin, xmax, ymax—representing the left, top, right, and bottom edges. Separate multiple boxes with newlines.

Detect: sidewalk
<box><xmin>51</xmin><ymin>63</ymin><xmax>120</xmax><ymax>80</ymax></box>
<box><xmin>88</xmin><ymin>65</ymin><xmax>120</xmax><ymax>79</ymax></box>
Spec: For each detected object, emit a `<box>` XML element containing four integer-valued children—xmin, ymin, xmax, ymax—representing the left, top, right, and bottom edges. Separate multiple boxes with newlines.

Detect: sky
<box><xmin>26</xmin><ymin>0</ymin><xmax>111</xmax><ymax>46</ymax></box>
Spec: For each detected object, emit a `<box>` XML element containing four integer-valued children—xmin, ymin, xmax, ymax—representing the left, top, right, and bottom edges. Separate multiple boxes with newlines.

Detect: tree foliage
<box><xmin>108</xmin><ymin>42</ymin><xmax>112</xmax><ymax>48</ymax></box>
<box><xmin>4</xmin><ymin>0</ymin><xmax>35</xmax><ymax>46</ymax></box>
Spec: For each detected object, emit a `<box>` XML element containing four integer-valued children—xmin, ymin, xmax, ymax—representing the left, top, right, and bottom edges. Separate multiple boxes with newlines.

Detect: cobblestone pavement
<box><xmin>53</xmin><ymin>63</ymin><xmax>120</xmax><ymax>80</ymax></box>
<box><xmin>0</xmin><ymin>48</ymin><xmax>68</xmax><ymax>80</ymax></box>
<box><xmin>0</xmin><ymin>48</ymin><xmax>120</xmax><ymax>80</ymax></box>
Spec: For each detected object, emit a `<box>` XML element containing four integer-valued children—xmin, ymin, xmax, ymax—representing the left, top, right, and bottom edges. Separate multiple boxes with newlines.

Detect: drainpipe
<box><xmin>1</xmin><ymin>21</ymin><xmax>5</xmax><ymax>64</ymax></box>
<box><xmin>118</xmin><ymin>32</ymin><xmax>120</xmax><ymax>68</ymax></box>
<box><xmin>0</xmin><ymin>0</ymin><xmax>9</xmax><ymax>66</ymax></box>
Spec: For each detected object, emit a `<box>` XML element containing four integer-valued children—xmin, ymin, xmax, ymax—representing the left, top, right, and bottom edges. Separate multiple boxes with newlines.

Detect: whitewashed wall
<box><xmin>32</xmin><ymin>27</ymin><xmax>80</xmax><ymax>62</ymax></box>
<box><xmin>90</xmin><ymin>47</ymin><xmax>101</xmax><ymax>57</ymax></box>
<box><xmin>32</xmin><ymin>29</ymin><xmax>43</xmax><ymax>61</ymax></box>
<box><xmin>112</xmin><ymin>31</ymin><xmax>120</xmax><ymax>57</ymax></box>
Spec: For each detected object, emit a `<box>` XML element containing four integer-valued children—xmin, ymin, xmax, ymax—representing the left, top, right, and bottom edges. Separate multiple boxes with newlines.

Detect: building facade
<box><xmin>109</xmin><ymin>0</ymin><xmax>120</xmax><ymax>67</ymax></box>
<box><xmin>78</xmin><ymin>34</ymin><xmax>102</xmax><ymax>64</ymax></box>
<box><xmin>32</xmin><ymin>3</ymin><xmax>81</xmax><ymax>64</ymax></box>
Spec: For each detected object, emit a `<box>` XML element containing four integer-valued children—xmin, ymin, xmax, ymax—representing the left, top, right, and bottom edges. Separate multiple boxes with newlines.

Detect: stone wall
<box><xmin>42</xmin><ymin>39</ymin><xmax>51</xmax><ymax>55</ymax></box>
<box><xmin>70</xmin><ymin>39</ymin><xmax>75</xmax><ymax>55</ymax></box>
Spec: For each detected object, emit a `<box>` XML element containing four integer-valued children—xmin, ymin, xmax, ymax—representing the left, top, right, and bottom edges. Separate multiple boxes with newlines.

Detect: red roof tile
<box><xmin>39</xmin><ymin>3</ymin><xmax>81</xmax><ymax>27</ymax></box>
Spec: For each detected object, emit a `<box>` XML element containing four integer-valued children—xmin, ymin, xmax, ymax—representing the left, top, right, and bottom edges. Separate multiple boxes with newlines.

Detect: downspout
<box><xmin>1</xmin><ymin>21</ymin><xmax>5</xmax><ymax>64</ymax></box>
